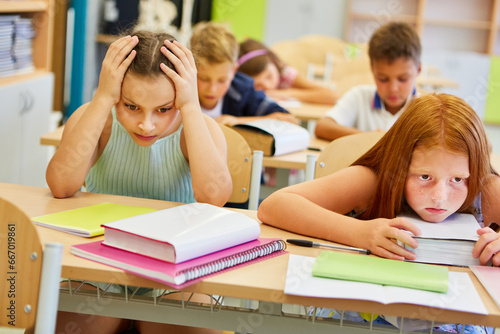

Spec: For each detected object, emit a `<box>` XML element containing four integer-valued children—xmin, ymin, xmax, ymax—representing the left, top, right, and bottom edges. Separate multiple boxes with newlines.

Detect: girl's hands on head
<box><xmin>160</xmin><ymin>40</ymin><xmax>199</xmax><ymax>112</ymax></box>
<box><xmin>473</xmin><ymin>226</ymin><xmax>500</xmax><ymax>266</ymax></box>
<box><xmin>95</xmin><ymin>35</ymin><xmax>138</xmax><ymax>106</ymax></box>
<box><xmin>358</xmin><ymin>217</ymin><xmax>421</xmax><ymax>261</ymax></box>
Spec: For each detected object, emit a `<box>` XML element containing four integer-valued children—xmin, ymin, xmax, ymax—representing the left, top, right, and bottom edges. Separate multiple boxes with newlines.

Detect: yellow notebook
<box><xmin>33</xmin><ymin>203</ymin><xmax>157</xmax><ymax>237</ymax></box>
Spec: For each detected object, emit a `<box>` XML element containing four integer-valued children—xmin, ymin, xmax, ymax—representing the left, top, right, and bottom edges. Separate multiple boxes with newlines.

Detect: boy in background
<box><xmin>315</xmin><ymin>21</ymin><xmax>421</xmax><ymax>141</ymax></box>
<box><xmin>189</xmin><ymin>21</ymin><xmax>298</xmax><ymax>126</ymax></box>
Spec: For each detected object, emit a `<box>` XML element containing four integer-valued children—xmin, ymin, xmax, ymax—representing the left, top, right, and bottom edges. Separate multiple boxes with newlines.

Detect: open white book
<box><xmin>232</xmin><ymin>119</ymin><xmax>310</xmax><ymax>156</ymax></box>
<box><xmin>102</xmin><ymin>203</ymin><xmax>261</xmax><ymax>263</ymax></box>
<box><xmin>398</xmin><ymin>213</ymin><xmax>481</xmax><ymax>267</ymax></box>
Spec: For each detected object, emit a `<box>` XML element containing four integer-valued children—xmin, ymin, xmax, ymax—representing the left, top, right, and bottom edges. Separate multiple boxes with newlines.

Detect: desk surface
<box><xmin>283</xmin><ymin>102</ymin><xmax>332</xmax><ymax>121</ymax></box>
<box><xmin>262</xmin><ymin>137</ymin><xmax>330</xmax><ymax>170</ymax></box>
<box><xmin>2</xmin><ymin>182</ymin><xmax>500</xmax><ymax>327</ymax></box>
<box><xmin>40</xmin><ymin>125</ymin><xmax>64</xmax><ymax>147</ymax></box>
<box><xmin>40</xmin><ymin>125</ymin><xmax>331</xmax><ymax>170</ymax></box>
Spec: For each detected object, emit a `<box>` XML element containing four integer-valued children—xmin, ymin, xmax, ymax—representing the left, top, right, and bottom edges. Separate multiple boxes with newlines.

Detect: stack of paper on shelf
<box><xmin>0</xmin><ymin>15</ymin><xmax>17</xmax><ymax>77</ymax></box>
<box><xmin>12</xmin><ymin>17</ymin><xmax>34</xmax><ymax>73</ymax></box>
<box><xmin>71</xmin><ymin>203</ymin><xmax>286</xmax><ymax>288</ymax></box>
<box><xmin>33</xmin><ymin>203</ymin><xmax>158</xmax><ymax>237</ymax></box>
<box><xmin>398</xmin><ymin>213</ymin><xmax>481</xmax><ymax>267</ymax></box>
<box><xmin>232</xmin><ymin>119</ymin><xmax>310</xmax><ymax>156</ymax></box>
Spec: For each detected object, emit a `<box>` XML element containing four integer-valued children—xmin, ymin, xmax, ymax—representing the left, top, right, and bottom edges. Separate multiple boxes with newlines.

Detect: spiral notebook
<box><xmin>71</xmin><ymin>238</ymin><xmax>286</xmax><ymax>289</ymax></box>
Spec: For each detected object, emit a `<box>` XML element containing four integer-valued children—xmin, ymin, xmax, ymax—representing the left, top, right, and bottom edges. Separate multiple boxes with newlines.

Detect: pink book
<box><xmin>470</xmin><ymin>265</ymin><xmax>500</xmax><ymax>309</ymax></box>
<box><xmin>71</xmin><ymin>238</ymin><xmax>286</xmax><ymax>289</ymax></box>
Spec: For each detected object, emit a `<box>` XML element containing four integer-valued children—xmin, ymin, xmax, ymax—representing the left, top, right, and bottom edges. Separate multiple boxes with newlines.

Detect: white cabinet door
<box><xmin>0</xmin><ymin>82</ymin><xmax>24</xmax><ymax>184</ymax></box>
<box><xmin>0</xmin><ymin>73</ymin><xmax>54</xmax><ymax>187</ymax></box>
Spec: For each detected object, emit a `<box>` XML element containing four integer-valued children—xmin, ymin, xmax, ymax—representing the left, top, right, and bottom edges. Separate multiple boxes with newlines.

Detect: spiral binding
<box><xmin>180</xmin><ymin>239</ymin><xmax>286</xmax><ymax>282</ymax></box>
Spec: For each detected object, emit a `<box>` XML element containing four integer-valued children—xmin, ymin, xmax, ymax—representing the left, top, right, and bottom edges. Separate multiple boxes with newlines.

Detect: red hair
<box><xmin>354</xmin><ymin>93</ymin><xmax>493</xmax><ymax>219</ymax></box>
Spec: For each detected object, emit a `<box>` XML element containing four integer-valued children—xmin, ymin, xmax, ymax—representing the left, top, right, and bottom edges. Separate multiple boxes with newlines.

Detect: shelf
<box><xmin>0</xmin><ymin>1</ymin><xmax>47</xmax><ymax>13</ymax></box>
<box><xmin>349</xmin><ymin>12</ymin><xmax>418</xmax><ymax>24</ymax></box>
<box><xmin>345</xmin><ymin>0</ymin><xmax>500</xmax><ymax>55</ymax></box>
<box><xmin>425</xmin><ymin>18</ymin><xmax>492</xmax><ymax>30</ymax></box>
<box><xmin>0</xmin><ymin>69</ymin><xmax>50</xmax><ymax>86</ymax></box>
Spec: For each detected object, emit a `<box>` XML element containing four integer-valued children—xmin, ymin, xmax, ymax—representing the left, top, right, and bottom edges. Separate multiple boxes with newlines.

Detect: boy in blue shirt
<box><xmin>315</xmin><ymin>22</ymin><xmax>421</xmax><ymax>141</ymax></box>
<box><xmin>189</xmin><ymin>22</ymin><xmax>298</xmax><ymax>126</ymax></box>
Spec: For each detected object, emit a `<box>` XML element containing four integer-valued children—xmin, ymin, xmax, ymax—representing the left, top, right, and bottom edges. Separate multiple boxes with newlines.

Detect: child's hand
<box><xmin>265</xmin><ymin>89</ymin><xmax>292</xmax><ymax>101</ymax></box>
<box><xmin>95</xmin><ymin>35</ymin><xmax>138</xmax><ymax>106</ymax></box>
<box><xmin>358</xmin><ymin>217</ymin><xmax>421</xmax><ymax>261</ymax></box>
<box><xmin>160</xmin><ymin>40</ymin><xmax>199</xmax><ymax>112</ymax></box>
<box><xmin>268</xmin><ymin>112</ymin><xmax>300</xmax><ymax>125</ymax></box>
<box><xmin>215</xmin><ymin>115</ymin><xmax>240</xmax><ymax>126</ymax></box>
<box><xmin>473</xmin><ymin>226</ymin><xmax>500</xmax><ymax>266</ymax></box>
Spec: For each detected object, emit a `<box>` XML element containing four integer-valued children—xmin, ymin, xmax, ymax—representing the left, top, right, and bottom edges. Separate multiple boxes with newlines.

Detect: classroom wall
<box><xmin>73</xmin><ymin>0</ymin><xmax>498</xmax><ymax>122</ymax></box>
<box><xmin>264</xmin><ymin>0</ymin><xmax>347</xmax><ymax>45</ymax></box>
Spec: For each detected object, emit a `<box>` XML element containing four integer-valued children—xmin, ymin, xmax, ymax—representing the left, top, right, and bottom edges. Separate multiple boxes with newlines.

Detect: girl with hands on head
<box><xmin>46</xmin><ymin>31</ymin><xmax>232</xmax><ymax>206</ymax></box>
<box><xmin>49</xmin><ymin>31</ymin><xmax>230</xmax><ymax>334</ymax></box>
<box><xmin>258</xmin><ymin>93</ymin><xmax>500</xmax><ymax>264</ymax></box>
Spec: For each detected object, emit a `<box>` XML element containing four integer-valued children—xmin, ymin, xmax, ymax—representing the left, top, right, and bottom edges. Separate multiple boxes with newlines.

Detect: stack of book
<box><xmin>12</xmin><ymin>17</ymin><xmax>35</xmax><ymax>74</ymax></box>
<box><xmin>0</xmin><ymin>14</ymin><xmax>34</xmax><ymax>78</ymax></box>
<box><xmin>0</xmin><ymin>15</ymin><xmax>17</xmax><ymax>77</ymax></box>
<box><xmin>70</xmin><ymin>203</ymin><xmax>286</xmax><ymax>289</ymax></box>
<box><xmin>398</xmin><ymin>213</ymin><xmax>481</xmax><ymax>267</ymax></box>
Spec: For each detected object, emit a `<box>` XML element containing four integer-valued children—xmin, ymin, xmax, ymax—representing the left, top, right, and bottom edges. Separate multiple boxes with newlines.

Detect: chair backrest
<box><xmin>219</xmin><ymin>124</ymin><xmax>263</xmax><ymax>210</ymax></box>
<box><xmin>0</xmin><ymin>197</ymin><xmax>62</xmax><ymax>333</ymax></box>
<box><xmin>315</xmin><ymin>131</ymin><xmax>385</xmax><ymax>179</ymax></box>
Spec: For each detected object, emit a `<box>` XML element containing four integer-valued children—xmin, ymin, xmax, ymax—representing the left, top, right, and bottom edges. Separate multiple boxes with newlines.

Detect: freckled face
<box><xmin>115</xmin><ymin>72</ymin><xmax>180</xmax><ymax>147</ymax></box>
<box><xmin>371</xmin><ymin>57</ymin><xmax>420</xmax><ymax>115</ymax></box>
<box><xmin>404</xmin><ymin>146</ymin><xmax>469</xmax><ymax>223</ymax></box>
<box><xmin>252</xmin><ymin>62</ymin><xmax>280</xmax><ymax>91</ymax></box>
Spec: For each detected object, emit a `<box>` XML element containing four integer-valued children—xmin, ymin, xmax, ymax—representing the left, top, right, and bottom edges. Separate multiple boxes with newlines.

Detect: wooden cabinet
<box><xmin>344</xmin><ymin>0</ymin><xmax>500</xmax><ymax>55</ymax></box>
<box><xmin>0</xmin><ymin>0</ymin><xmax>54</xmax><ymax>186</ymax></box>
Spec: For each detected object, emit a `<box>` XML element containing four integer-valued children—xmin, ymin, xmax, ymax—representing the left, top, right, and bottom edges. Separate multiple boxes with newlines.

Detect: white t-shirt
<box><xmin>325</xmin><ymin>85</ymin><xmax>417</xmax><ymax>132</ymax></box>
<box><xmin>201</xmin><ymin>99</ymin><xmax>223</xmax><ymax>118</ymax></box>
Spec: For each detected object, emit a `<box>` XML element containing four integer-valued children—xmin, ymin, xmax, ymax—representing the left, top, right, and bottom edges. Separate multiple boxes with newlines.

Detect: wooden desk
<box><xmin>40</xmin><ymin>126</ymin><xmax>329</xmax><ymax>172</ymax></box>
<box><xmin>262</xmin><ymin>137</ymin><xmax>329</xmax><ymax>170</ymax></box>
<box><xmin>2</xmin><ymin>182</ymin><xmax>500</xmax><ymax>332</ymax></box>
<box><xmin>282</xmin><ymin>102</ymin><xmax>332</xmax><ymax>122</ymax></box>
<box><xmin>40</xmin><ymin>125</ymin><xmax>64</xmax><ymax>147</ymax></box>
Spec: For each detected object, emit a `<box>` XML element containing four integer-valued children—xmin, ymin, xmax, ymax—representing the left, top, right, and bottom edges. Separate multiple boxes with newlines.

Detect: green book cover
<box><xmin>312</xmin><ymin>251</ymin><xmax>449</xmax><ymax>293</ymax></box>
<box><xmin>33</xmin><ymin>203</ymin><xmax>157</xmax><ymax>237</ymax></box>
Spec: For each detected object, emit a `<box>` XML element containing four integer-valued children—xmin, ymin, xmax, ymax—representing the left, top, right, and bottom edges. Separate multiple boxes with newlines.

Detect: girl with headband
<box><xmin>238</xmin><ymin>38</ymin><xmax>338</xmax><ymax>105</ymax></box>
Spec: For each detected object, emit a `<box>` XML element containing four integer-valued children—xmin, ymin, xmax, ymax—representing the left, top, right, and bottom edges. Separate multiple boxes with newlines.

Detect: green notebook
<box><xmin>33</xmin><ymin>203</ymin><xmax>157</xmax><ymax>237</ymax></box>
<box><xmin>312</xmin><ymin>251</ymin><xmax>449</xmax><ymax>293</ymax></box>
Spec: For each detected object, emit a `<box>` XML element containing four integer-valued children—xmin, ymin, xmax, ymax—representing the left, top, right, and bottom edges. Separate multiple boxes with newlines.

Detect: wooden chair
<box><xmin>309</xmin><ymin>132</ymin><xmax>385</xmax><ymax>179</ymax></box>
<box><xmin>0</xmin><ymin>197</ymin><xmax>63</xmax><ymax>333</ymax></box>
<box><xmin>219</xmin><ymin>124</ymin><xmax>263</xmax><ymax>210</ymax></box>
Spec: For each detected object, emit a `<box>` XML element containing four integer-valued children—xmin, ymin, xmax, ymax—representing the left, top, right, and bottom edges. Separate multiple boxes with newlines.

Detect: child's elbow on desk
<box><xmin>193</xmin><ymin>182</ymin><xmax>232</xmax><ymax>207</ymax></box>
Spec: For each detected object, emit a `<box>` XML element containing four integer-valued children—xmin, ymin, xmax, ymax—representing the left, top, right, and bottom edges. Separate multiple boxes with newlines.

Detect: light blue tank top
<box><xmin>85</xmin><ymin>109</ymin><xmax>195</xmax><ymax>203</ymax></box>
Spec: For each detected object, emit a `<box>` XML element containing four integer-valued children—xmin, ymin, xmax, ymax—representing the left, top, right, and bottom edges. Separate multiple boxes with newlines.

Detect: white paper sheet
<box><xmin>284</xmin><ymin>254</ymin><xmax>487</xmax><ymax>315</ymax></box>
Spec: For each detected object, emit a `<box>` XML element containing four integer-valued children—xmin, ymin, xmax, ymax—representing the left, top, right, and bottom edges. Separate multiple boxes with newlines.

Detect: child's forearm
<box><xmin>257</xmin><ymin>191</ymin><xmax>358</xmax><ymax>244</ymax></box>
<box><xmin>315</xmin><ymin>117</ymin><xmax>361</xmax><ymax>141</ymax></box>
<box><xmin>280</xmin><ymin>87</ymin><xmax>338</xmax><ymax>105</ymax></box>
<box><xmin>181</xmin><ymin>106</ymin><xmax>232</xmax><ymax>206</ymax></box>
<box><xmin>46</xmin><ymin>98</ymin><xmax>113</xmax><ymax>198</ymax></box>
